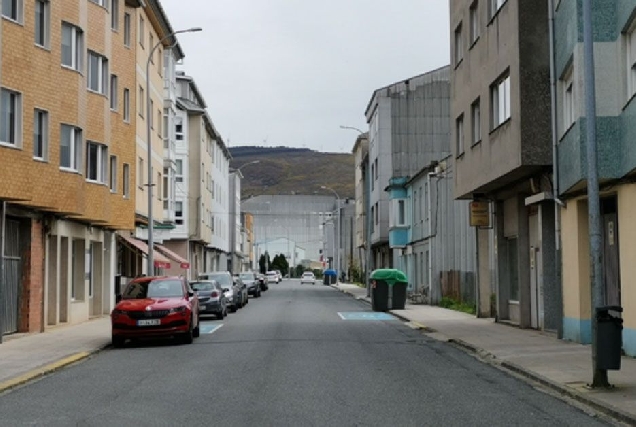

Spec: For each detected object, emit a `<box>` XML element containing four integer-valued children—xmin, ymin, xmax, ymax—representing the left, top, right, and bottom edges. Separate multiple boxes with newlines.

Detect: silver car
<box><xmin>191</xmin><ymin>280</ymin><xmax>227</xmax><ymax>319</ymax></box>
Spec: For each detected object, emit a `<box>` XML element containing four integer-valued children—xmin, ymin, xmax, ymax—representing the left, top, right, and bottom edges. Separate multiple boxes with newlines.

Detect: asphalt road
<box><xmin>0</xmin><ymin>280</ymin><xmax>613</xmax><ymax>426</ymax></box>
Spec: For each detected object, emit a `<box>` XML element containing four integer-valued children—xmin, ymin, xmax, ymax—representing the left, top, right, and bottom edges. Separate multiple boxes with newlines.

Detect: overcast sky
<box><xmin>161</xmin><ymin>1</ymin><xmax>450</xmax><ymax>153</ymax></box>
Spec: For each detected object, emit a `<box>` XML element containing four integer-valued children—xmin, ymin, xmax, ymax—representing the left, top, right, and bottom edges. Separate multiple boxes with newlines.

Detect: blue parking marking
<box><xmin>199</xmin><ymin>323</ymin><xmax>224</xmax><ymax>334</ymax></box>
<box><xmin>337</xmin><ymin>312</ymin><xmax>396</xmax><ymax>321</ymax></box>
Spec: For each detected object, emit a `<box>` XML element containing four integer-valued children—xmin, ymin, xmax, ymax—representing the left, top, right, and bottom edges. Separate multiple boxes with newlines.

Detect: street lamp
<box><xmin>339</xmin><ymin>125</ymin><xmax>365</xmax><ymax>134</ymax></box>
<box><xmin>320</xmin><ymin>185</ymin><xmax>340</xmax><ymax>281</ymax></box>
<box><xmin>232</xmin><ymin>160</ymin><xmax>261</xmax><ymax>173</ymax></box>
<box><xmin>147</xmin><ymin>27</ymin><xmax>202</xmax><ymax>275</ymax></box>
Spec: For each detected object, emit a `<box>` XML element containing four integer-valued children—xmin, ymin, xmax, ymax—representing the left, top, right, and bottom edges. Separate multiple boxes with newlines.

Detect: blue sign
<box><xmin>338</xmin><ymin>312</ymin><xmax>396</xmax><ymax>321</ymax></box>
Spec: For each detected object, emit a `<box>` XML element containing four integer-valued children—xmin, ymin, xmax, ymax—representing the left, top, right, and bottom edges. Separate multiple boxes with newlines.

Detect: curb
<box><xmin>334</xmin><ymin>286</ymin><xmax>636</xmax><ymax>424</ymax></box>
<box><xmin>0</xmin><ymin>343</ymin><xmax>110</xmax><ymax>394</ymax></box>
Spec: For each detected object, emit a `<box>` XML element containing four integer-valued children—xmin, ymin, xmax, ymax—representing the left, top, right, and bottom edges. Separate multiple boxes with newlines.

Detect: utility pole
<box><xmin>582</xmin><ymin>0</ymin><xmax>607</xmax><ymax>388</ymax></box>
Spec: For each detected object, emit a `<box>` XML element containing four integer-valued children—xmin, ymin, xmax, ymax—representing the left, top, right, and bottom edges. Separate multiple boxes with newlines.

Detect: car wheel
<box><xmin>230</xmin><ymin>305</ymin><xmax>237</xmax><ymax>313</ymax></box>
<box><xmin>182</xmin><ymin>319</ymin><xmax>194</xmax><ymax>344</ymax></box>
<box><xmin>216</xmin><ymin>310</ymin><xmax>223</xmax><ymax>320</ymax></box>
<box><xmin>112</xmin><ymin>336</ymin><xmax>125</xmax><ymax>348</ymax></box>
<box><xmin>193</xmin><ymin>321</ymin><xmax>200</xmax><ymax>338</ymax></box>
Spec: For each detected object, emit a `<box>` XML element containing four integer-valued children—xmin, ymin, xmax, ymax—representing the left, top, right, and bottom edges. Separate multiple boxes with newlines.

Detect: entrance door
<box><xmin>2</xmin><ymin>219</ymin><xmax>21</xmax><ymax>334</ymax></box>
<box><xmin>602</xmin><ymin>197</ymin><xmax>621</xmax><ymax>306</ymax></box>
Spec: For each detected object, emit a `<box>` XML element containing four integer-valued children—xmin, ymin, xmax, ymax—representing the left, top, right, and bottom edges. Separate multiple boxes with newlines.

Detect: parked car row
<box><xmin>110</xmin><ymin>271</ymin><xmax>272</xmax><ymax>348</ymax></box>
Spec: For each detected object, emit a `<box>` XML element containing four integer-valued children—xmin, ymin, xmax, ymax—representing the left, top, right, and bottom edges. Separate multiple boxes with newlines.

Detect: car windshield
<box><xmin>240</xmin><ymin>273</ymin><xmax>254</xmax><ymax>280</ymax></box>
<box><xmin>123</xmin><ymin>279</ymin><xmax>183</xmax><ymax>299</ymax></box>
<box><xmin>191</xmin><ymin>282</ymin><xmax>216</xmax><ymax>292</ymax></box>
<box><xmin>202</xmin><ymin>273</ymin><xmax>231</xmax><ymax>286</ymax></box>
<box><xmin>303</xmin><ymin>273</ymin><xmax>313</xmax><ymax>276</ymax></box>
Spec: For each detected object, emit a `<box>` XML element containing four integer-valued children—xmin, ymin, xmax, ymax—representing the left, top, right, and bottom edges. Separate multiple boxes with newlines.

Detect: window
<box><xmin>33</xmin><ymin>109</ymin><xmax>48</xmax><ymax>159</ymax></box>
<box><xmin>469</xmin><ymin>1</ymin><xmax>479</xmax><ymax>45</ymax></box>
<box><xmin>123</xmin><ymin>88</ymin><xmax>130</xmax><ymax>121</ymax></box>
<box><xmin>375</xmin><ymin>203</ymin><xmax>379</xmax><ymax>225</ymax></box>
<box><xmin>88</xmin><ymin>51</ymin><xmax>108</xmax><ymax>94</ymax></box>
<box><xmin>157</xmin><ymin>109</ymin><xmax>162</xmax><ymax>136</ymax></box>
<box><xmin>122</xmin><ymin>163</ymin><xmax>130</xmax><ymax>198</ymax></box>
<box><xmin>370</xmin><ymin>206</ymin><xmax>375</xmax><ymax>233</ymax></box>
<box><xmin>0</xmin><ymin>88</ymin><xmax>22</xmax><ymax>147</ymax></box>
<box><xmin>396</xmin><ymin>199</ymin><xmax>405</xmax><ymax>226</ymax></box>
<box><xmin>86</xmin><ymin>141</ymin><xmax>107</xmax><ymax>183</ymax></box>
<box><xmin>89</xmin><ymin>0</ymin><xmax>108</xmax><ymax>7</ymax></box>
<box><xmin>2</xmin><ymin>0</ymin><xmax>22</xmax><ymax>22</ymax></box>
<box><xmin>489</xmin><ymin>0</ymin><xmax>506</xmax><ymax>18</ymax></box>
<box><xmin>456</xmin><ymin>114</ymin><xmax>464</xmax><ymax>155</ymax></box>
<box><xmin>61</xmin><ymin>23</ymin><xmax>83</xmax><ymax>71</ymax></box>
<box><xmin>149</xmin><ymin>99</ymin><xmax>154</xmax><ymax>129</ymax></box>
<box><xmin>139</xmin><ymin>16</ymin><xmax>144</xmax><ymax>47</ymax></box>
<box><xmin>175</xmin><ymin>201</ymin><xmax>184</xmax><ymax>225</ymax></box>
<box><xmin>109</xmin><ymin>155</ymin><xmax>117</xmax><ymax>192</ymax></box>
<box><xmin>35</xmin><ymin>0</ymin><xmax>50</xmax><ymax>48</ymax></box>
<box><xmin>175</xmin><ymin>121</ymin><xmax>183</xmax><ymax>140</ymax></box>
<box><xmin>156</xmin><ymin>171</ymin><xmax>161</xmax><ymax>200</ymax></box>
<box><xmin>371</xmin><ymin>163</ymin><xmax>375</xmax><ymax>190</ymax></box>
<box><xmin>111</xmin><ymin>0</ymin><xmax>118</xmax><ymax>31</ymax></box>
<box><xmin>123</xmin><ymin>12</ymin><xmax>130</xmax><ymax>46</ymax></box>
<box><xmin>454</xmin><ymin>23</ymin><xmax>463</xmax><ymax>66</ymax></box>
<box><xmin>138</xmin><ymin>86</ymin><xmax>144</xmax><ymax>117</ymax></box>
<box><xmin>374</xmin><ymin>158</ymin><xmax>378</xmax><ymax>180</ymax></box>
<box><xmin>138</xmin><ymin>157</ymin><xmax>143</xmax><ymax>189</ymax></box>
<box><xmin>109</xmin><ymin>75</ymin><xmax>118</xmax><ymax>110</ymax></box>
<box><xmin>60</xmin><ymin>124</ymin><xmax>82</xmax><ymax>171</ymax></box>
<box><xmin>491</xmin><ymin>73</ymin><xmax>511</xmax><ymax>128</ymax></box>
<box><xmin>471</xmin><ymin>99</ymin><xmax>481</xmax><ymax>144</ymax></box>
<box><xmin>562</xmin><ymin>65</ymin><xmax>575</xmax><ymax>131</ymax></box>
<box><xmin>175</xmin><ymin>159</ymin><xmax>183</xmax><ymax>182</ymax></box>
<box><xmin>149</xmin><ymin>33</ymin><xmax>154</xmax><ymax>63</ymax></box>
<box><xmin>162</xmin><ymin>167</ymin><xmax>169</xmax><ymax>208</ymax></box>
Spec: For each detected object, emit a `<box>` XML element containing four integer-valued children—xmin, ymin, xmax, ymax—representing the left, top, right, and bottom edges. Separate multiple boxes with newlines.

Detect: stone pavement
<box><xmin>333</xmin><ymin>283</ymin><xmax>636</xmax><ymax>425</ymax></box>
<box><xmin>0</xmin><ymin>317</ymin><xmax>111</xmax><ymax>392</ymax></box>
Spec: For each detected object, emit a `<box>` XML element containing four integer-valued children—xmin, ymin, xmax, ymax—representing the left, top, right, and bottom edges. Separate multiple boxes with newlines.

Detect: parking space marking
<box><xmin>200</xmin><ymin>323</ymin><xmax>224</xmax><ymax>334</ymax></box>
<box><xmin>337</xmin><ymin>312</ymin><xmax>396</xmax><ymax>321</ymax></box>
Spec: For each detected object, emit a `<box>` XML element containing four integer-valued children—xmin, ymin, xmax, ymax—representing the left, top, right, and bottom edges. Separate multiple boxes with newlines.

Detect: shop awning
<box><xmin>117</xmin><ymin>234</ymin><xmax>171</xmax><ymax>269</ymax></box>
<box><xmin>155</xmin><ymin>244</ymin><xmax>190</xmax><ymax>269</ymax></box>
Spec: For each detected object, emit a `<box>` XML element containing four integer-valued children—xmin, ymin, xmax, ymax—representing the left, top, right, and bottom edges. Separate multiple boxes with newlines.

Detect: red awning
<box><xmin>155</xmin><ymin>244</ymin><xmax>190</xmax><ymax>269</ymax></box>
<box><xmin>117</xmin><ymin>234</ymin><xmax>171</xmax><ymax>269</ymax></box>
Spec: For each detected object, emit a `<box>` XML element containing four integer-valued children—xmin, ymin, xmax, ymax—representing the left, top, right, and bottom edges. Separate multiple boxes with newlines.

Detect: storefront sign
<box><xmin>470</xmin><ymin>201</ymin><xmax>491</xmax><ymax>227</ymax></box>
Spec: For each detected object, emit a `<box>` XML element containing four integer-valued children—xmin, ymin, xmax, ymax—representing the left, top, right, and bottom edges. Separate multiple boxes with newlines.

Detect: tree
<box><xmin>259</xmin><ymin>252</ymin><xmax>271</xmax><ymax>274</ymax></box>
<box><xmin>270</xmin><ymin>254</ymin><xmax>289</xmax><ymax>277</ymax></box>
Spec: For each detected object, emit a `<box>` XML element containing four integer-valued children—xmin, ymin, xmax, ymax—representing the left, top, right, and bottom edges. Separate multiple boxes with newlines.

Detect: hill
<box><xmin>229</xmin><ymin>146</ymin><xmax>355</xmax><ymax>199</ymax></box>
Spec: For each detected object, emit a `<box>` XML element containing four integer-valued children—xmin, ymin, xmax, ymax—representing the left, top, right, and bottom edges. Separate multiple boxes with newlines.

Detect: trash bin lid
<box><xmin>370</xmin><ymin>269</ymin><xmax>408</xmax><ymax>285</ymax></box>
<box><xmin>324</xmin><ymin>269</ymin><xmax>337</xmax><ymax>276</ymax></box>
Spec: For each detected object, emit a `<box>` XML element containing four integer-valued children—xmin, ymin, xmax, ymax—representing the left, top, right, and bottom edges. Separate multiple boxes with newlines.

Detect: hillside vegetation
<box><xmin>229</xmin><ymin>146</ymin><xmax>355</xmax><ymax>199</ymax></box>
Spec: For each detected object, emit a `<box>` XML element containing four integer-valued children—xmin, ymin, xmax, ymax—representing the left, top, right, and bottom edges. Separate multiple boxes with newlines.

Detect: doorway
<box><xmin>601</xmin><ymin>197</ymin><xmax>621</xmax><ymax>306</ymax></box>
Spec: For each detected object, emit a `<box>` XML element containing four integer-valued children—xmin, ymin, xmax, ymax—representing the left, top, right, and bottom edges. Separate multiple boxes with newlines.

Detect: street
<box><xmin>0</xmin><ymin>281</ymin><xmax>612</xmax><ymax>427</ymax></box>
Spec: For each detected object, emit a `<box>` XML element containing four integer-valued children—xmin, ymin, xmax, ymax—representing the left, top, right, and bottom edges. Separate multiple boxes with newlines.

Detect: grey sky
<box><xmin>161</xmin><ymin>0</ymin><xmax>450</xmax><ymax>153</ymax></box>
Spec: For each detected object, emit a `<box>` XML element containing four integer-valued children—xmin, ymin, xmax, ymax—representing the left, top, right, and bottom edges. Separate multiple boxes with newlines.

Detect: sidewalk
<box><xmin>0</xmin><ymin>317</ymin><xmax>111</xmax><ymax>392</ymax></box>
<box><xmin>334</xmin><ymin>283</ymin><xmax>636</xmax><ymax>425</ymax></box>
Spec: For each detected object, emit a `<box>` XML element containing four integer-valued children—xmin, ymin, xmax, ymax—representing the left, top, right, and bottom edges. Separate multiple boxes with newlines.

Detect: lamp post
<box><xmin>147</xmin><ymin>27</ymin><xmax>202</xmax><ymax>276</ymax></box>
<box><xmin>321</xmin><ymin>185</ymin><xmax>340</xmax><ymax>281</ymax></box>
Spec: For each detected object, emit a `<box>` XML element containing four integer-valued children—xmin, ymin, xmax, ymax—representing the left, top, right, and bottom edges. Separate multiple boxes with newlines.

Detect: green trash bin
<box><xmin>370</xmin><ymin>269</ymin><xmax>408</xmax><ymax>312</ymax></box>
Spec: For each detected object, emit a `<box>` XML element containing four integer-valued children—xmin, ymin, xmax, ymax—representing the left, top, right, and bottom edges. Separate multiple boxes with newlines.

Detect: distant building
<box><xmin>352</xmin><ymin>133</ymin><xmax>370</xmax><ymax>278</ymax></box>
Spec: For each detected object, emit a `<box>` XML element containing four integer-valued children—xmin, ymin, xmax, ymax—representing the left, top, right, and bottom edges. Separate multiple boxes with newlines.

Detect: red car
<box><xmin>111</xmin><ymin>276</ymin><xmax>200</xmax><ymax>347</ymax></box>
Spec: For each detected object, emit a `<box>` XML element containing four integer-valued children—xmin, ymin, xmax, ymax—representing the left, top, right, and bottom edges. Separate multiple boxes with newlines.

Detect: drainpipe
<box><xmin>548</xmin><ymin>0</ymin><xmax>564</xmax><ymax>339</ymax></box>
<box><xmin>427</xmin><ymin>173</ymin><xmax>434</xmax><ymax>303</ymax></box>
<box><xmin>365</xmin><ymin>157</ymin><xmax>373</xmax><ymax>297</ymax></box>
<box><xmin>0</xmin><ymin>201</ymin><xmax>6</xmax><ymax>343</ymax></box>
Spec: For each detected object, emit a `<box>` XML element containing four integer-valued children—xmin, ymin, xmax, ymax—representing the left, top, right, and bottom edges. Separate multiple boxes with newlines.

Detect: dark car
<box><xmin>239</xmin><ymin>272</ymin><xmax>262</xmax><ymax>298</ymax></box>
<box><xmin>257</xmin><ymin>273</ymin><xmax>269</xmax><ymax>291</ymax></box>
<box><xmin>199</xmin><ymin>272</ymin><xmax>246</xmax><ymax>312</ymax></box>
<box><xmin>191</xmin><ymin>280</ymin><xmax>228</xmax><ymax>319</ymax></box>
<box><xmin>111</xmin><ymin>276</ymin><xmax>200</xmax><ymax>347</ymax></box>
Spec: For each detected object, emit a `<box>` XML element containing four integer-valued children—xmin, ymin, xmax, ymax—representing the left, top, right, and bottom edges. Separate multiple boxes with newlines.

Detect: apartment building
<box><xmin>228</xmin><ymin>171</ymin><xmax>242</xmax><ymax>274</ymax></box>
<box><xmin>351</xmin><ymin>132</ymin><xmax>369</xmax><ymax>278</ymax></box>
<box><xmin>365</xmin><ymin>66</ymin><xmax>451</xmax><ymax>271</ymax></box>
<box><xmin>0</xmin><ymin>0</ymin><xmax>141</xmax><ymax>333</ymax></box>
<box><xmin>450</xmin><ymin>0</ymin><xmax>558</xmax><ymax>329</ymax></box>
<box><xmin>160</xmin><ymin>71</ymin><xmax>231</xmax><ymax>278</ymax></box>
<box><xmin>553</xmin><ymin>0</ymin><xmax>636</xmax><ymax>355</ymax></box>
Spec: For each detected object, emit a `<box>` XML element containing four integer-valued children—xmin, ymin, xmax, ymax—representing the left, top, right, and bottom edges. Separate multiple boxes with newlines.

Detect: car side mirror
<box><xmin>115</xmin><ymin>294</ymin><xmax>122</xmax><ymax>303</ymax></box>
<box><xmin>188</xmin><ymin>291</ymin><xmax>195</xmax><ymax>298</ymax></box>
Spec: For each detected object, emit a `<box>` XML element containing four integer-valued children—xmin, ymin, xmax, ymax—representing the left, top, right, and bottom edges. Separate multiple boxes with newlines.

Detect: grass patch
<box><xmin>439</xmin><ymin>297</ymin><xmax>476</xmax><ymax>315</ymax></box>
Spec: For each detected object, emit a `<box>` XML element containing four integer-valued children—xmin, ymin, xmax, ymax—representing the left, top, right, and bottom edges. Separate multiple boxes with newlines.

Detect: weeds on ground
<box><xmin>439</xmin><ymin>297</ymin><xmax>476</xmax><ymax>315</ymax></box>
